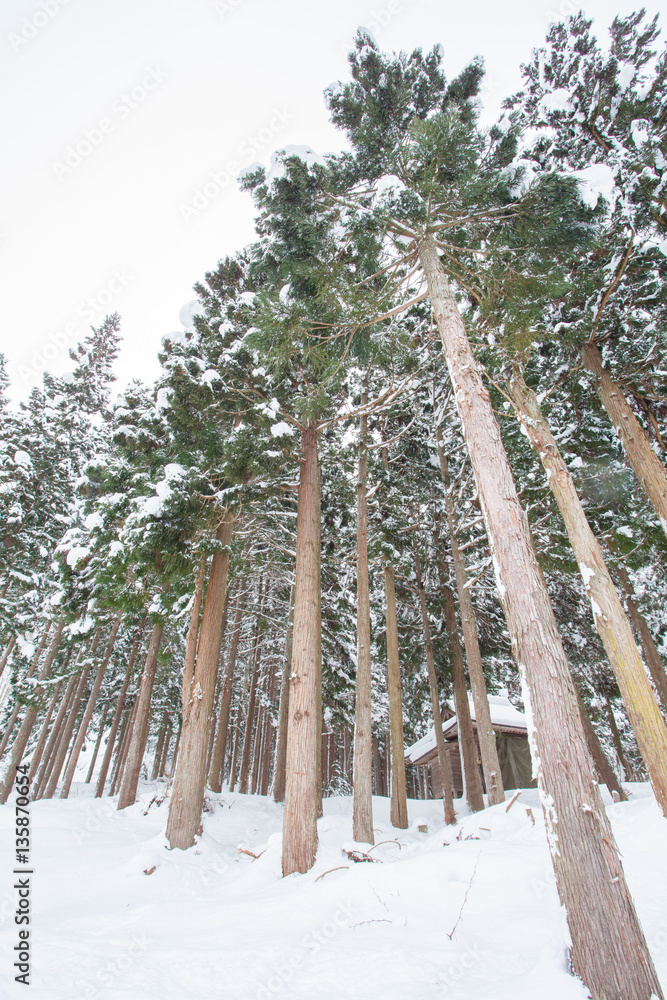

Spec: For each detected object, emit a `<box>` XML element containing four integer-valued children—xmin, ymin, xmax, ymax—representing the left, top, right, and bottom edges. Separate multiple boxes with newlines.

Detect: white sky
<box><xmin>2</xmin><ymin>0</ymin><xmax>665</xmax><ymax>403</ymax></box>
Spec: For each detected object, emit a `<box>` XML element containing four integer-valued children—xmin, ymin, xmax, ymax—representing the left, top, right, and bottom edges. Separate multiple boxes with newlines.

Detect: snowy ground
<box><xmin>0</xmin><ymin>779</ymin><xmax>666</xmax><ymax>1000</ymax></box>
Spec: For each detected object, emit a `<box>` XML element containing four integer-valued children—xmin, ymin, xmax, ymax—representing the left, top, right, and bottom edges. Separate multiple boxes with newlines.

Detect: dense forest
<box><xmin>2</xmin><ymin>11</ymin><xmax>667</xmax><ymax>998</ymax></box>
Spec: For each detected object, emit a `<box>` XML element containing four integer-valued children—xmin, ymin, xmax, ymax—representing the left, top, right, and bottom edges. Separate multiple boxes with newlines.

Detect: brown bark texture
<box><xmin>166</xmin><ymin>511</ymin><xmax>234</xmax><ymax>847</ymax></box>
<box><xmin>437</xmin><ymin>436</ymin><xmax>505</xmax><ymax>805</ymax></box>
<box><xmin>614</xmin><ymin>563</ymin><xmax>667</xmax><ymax>714</ymax></box>
<box><xmin>353</xmin><ymin>405</ymin><xmax>374</xmax><ymax>844</ymax></box>
<box><xmin>117</xmin><ymin>621</ymin><xmax>164</xmax><ymax>809</ymax></box>
<box><xmin>95</xmin><ymin>623</ymin><xmax>144</xmax><ymax>797</ymax></box>
<box><xmin>509</xmin><ymin>370</ymin><xmax>667</xmax><ymax>816</ymax></box>
<box><xmin>209</xmin><ymin>588</ymin><xmax>246</xmax><ymax>792</ymax></box>
<box><xmin>419</xmin><ymin>235</ymin><xmax>662</xmax><ymax>999</ymax></box>
<box><xmin>582</xmin><ymin>342</ymin><xmax>667</xmax><ymax>535</ymax></box>
<box><xmin>443</xmin><ymin>585</ymin><xmax>485</xmax><ymax>812</ymax></box>
<box><xmin>272</xmin><ymin>588</ymin><xmax>294</xmax><ymax>803</ymax></box>
<box><xmin>282</xmin><ymin>424</ymin><xmax>322</xmax><ymax>876</ymax></box>
<box><xmin>384</xmin><ymin>564</ymin><xmax>409</xmax><ymax>829</ymax></box>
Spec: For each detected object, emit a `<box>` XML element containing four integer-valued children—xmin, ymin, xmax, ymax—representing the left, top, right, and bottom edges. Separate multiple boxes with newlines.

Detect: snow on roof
<box><xmin>404</xmin><ymin>695</ymin><xmax>527</xmax><ymax>763</ymax></box>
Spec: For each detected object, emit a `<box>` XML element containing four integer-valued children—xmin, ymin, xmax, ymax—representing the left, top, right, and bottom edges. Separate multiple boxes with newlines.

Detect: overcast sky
<box><xmin>2</xmin><ymin>0</ymin><xmax>665</xmax><ymax>403</ymax></box>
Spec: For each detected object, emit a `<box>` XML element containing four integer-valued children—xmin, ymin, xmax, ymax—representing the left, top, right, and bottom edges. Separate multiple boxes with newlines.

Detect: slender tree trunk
<box><xmin>110</xmin><ymin>704</ymin><xmax>134</xmax><ymax>794</ymax></box>
<box><xmin>353</xmin><ymin>403</ymin><xmax>374</xmax><ymax>844</ymax></box>
<box><xmin>43</xmin><ymin>652</ymin><xmax>98</xmax><ymax>800</ymax></box>
<box><xmin>576</xmin><ymin>691</ymin><xmax>627</xmax><ymax>801</ymax></box>
<box><xmin>182</xmin><ymin>556</ymin><xmax>208</xmax><ymax>708</ymax></box>
<box><xmin>383</xmin><ymin>565</ymin><xmax>408</xmax><ymax>828</ymax></box>
<box><xmin>229</xmin><ymin>718</ymin><xmax>240</xmax><ymax>792</ymax></box>
<box><xmin>508</xmin><ymin>370</ymin><xmax>667</xmax><ymax>816</ymax></box>
<box><xmin>414</xmin><ymin>548</ymin><xmax>456</xmax><ymax>824</ymax></box>
<box><xmin>582</xmin><ymin>342</ymin><xmax>667</xmax><ymax>534</ymax></box>
<box><xmin>208</xmin><ymin>590</ymin><xmax>246</xmax><ymax>792</ymax></box>
<box><xmin>168</xmin><ymin>720</ymin><xmax>182</xmax><ymax>778</ymax></box>
<box><xmin>614</xmin><ymin>563</ymin><xmax>667</xmax><ymax>714</ymax></box>
<box><xmin>158</xmin><ymin>722</ymin><xmax>172</xmax><ymax>777</ymax></box>
<box><xmin>117</xmin><ymin>621</ymin><xmax>164</xmax><ymax>809</ymax></box>
<box><xmin>0</xmin><ymin>619</ymin><xmax>65</xmax><ymax>803</ymax></box>
<box><xmin>151</xmin><ymin>711</ymin><xmax>169</xmax><ymax>780</ymax></box>
<box><xmin>166</xmin><ymin>510</ymin><xmax>234</xmax><ymax>847</ymax></box>
<box><xmin>61</xmin><ymin>617</ymin><xmax>122</xmax><ymax>798</ymax></box>
<box><xmin>607</xmin><ymin>698</ymin><xmax>633</xmax><ymax>779</ymax></box>
<box><xmin>239</xmin><ymin>619</ymin><xmax>262</xmax><ymax>795</ymax></box>
<box><xmin>0</xmin><ymin>635</ymin><xmax>17</xmax><ymax>678</ymax></box>
<box><xmin>0</xmin><ymin>626</ymin><xmax>52</xmax><ymax>759</ymax></box>
<box><xmin>85</xmin><ymin>705</ymin><xmax>110</xmax><ymax>784</ymax></box>
<box><xmin>420</xmin><ymin>235</ymin><xmax>662</xmax><ymax>999</ymax></box>
<box><xmin>443</xmin><ymin>585</ymin><xmax>485</xmax><ymax>812</ymax></box>
<box><xmin>34</xmin><ymin>673</ymin><xmax>78</xmax><ymax>798</ymax></box>
<box><xmin>28</xmin><ymin>680</ymin><xmax>64</xmax><ymax>782</ymax></box>
<box><xmin>272</xmin><ymin>588</ymin><xmax>294</xmax><ymax>802</ymax></box>
<box><xmin>282</xmin><ymin>423</ymin><xmax>322</xmax><ymax>876</ymax></box>
<box><xmin>95</xmin><ymin>622</ymin><xmax>144</xmax><ymax>797</ymax></box>
<box><xmin>437</xmin><ymin>435</ymin><xmax>505</xmax><ymax>805</ymax></box>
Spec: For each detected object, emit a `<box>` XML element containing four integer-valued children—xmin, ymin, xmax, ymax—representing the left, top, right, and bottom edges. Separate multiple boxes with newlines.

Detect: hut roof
<box><xmin>404</xmin><ymin>695</ymin><xmax>528</xmax><ymax>766</ymax></box>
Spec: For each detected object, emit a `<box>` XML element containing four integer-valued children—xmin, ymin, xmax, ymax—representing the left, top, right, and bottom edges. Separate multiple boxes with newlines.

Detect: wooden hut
<box><xmin>404</xmin><ymin>695</ymin><xmax>535</xmax><ymax>797</ymax></box>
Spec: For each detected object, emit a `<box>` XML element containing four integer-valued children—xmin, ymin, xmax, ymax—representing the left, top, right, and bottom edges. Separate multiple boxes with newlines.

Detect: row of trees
<box><xmin>2</xmin><ymin>11</ymin><xmax>667</xmax><ymax>998</ymax></box>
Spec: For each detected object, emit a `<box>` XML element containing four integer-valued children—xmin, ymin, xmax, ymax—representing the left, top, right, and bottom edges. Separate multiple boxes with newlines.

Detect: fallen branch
<box><xmin>314</xmin><ymin>866</ymin><xmax>349</xmax><ymax>882</ymax></box>
<box><xmin>505</xmin><ymin>790</ymin><xmax>522</xmax><ymax>813</ymax></box>
<box><xmin>446</xmin><ymin>855</ymin><xmax>480</xmax><ymax>940</ymax></box>
<box><xmin>343</xmin><ymin>848</ymin><xmax>379</xmax><ymax>864</ymax></box>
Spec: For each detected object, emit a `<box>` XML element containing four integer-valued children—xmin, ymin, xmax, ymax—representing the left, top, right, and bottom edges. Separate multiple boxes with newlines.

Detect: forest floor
<box><xmin>0</xmin><ymin>776</ymin><xmax>665</xmax><ymax>999</ymax></box>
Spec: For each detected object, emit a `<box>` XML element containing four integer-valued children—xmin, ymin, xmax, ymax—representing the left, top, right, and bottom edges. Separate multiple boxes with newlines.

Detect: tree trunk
<box><xmin>34</xmin><ymin>673</ymin><xmax>78</xmax><ymax>798</ymax></box>
<box><xmin>110</xmin><ymin>704</ymin><xmax>134</xmax><ymax>794</ymax></box>
<box><xmin>168</xmin><ymin>720</ymin><xmax>182</xmax><ymax>778</ymax></box>
<box><xmin>229</xmin><ymin>717</ymin><xmax>240</xmax><ymax>792</ymax></box>
<box><xmin>0</xmin><ymin>619</ymin><xmax>65</xmax><ymax>803</ymax></box>
<box><xmin>282</xmin><ymin>423</ymin><xmax>322</xmax><ymax>876</ymax></box>
<box><xmin>273</xmin><ymin>587</ymin><xmax>294</xmax><ymax>802</ymax></box>
<box><xmin>182</xmin><ymin>556</ymin><xmax>208</xmax><ymax>708</ymax></box>
<box><xmin>117</xmin><ymin>621</ymin><xmax>164</xmax><ymax>809</ymax></box>
<box><xmin>158</xmin><ymin>721</ymin><xmax>172</xmax><ymax>778</ymax></box>
<box><xmin>383</xmin><ymin>565</ymin><xmax>408</xmax><ymax>828</ymax></box>
<box><xmin>576</xmin><ymin>691</ymin><xmax>627</xmax><ymax>801</ymax></box>
<box><xmin>166</xmin><ymin>510</ymin><xmax>234</xmax><ymax>847</ymax></box>
<box><xmin>614</xmin><ymin>563</ymin><xmax>667</xmax><ymax>714</ymax></box>
<box><xmin>414</xmin><ymin>548</ymin><xmax>456</xmax><ymax>824</ymax></box>
<box><xmin>0</xmin><ymin>635</ymin><xmax>17</xmax><ymax>678</ymax></box>
<box><xmin>239</xmin><ymin>592</ymin><xmax>264</xmax><ymax>795</ymax></box>
<box><xmin>607</xmin><ymin>698</ymin><xmax>633</xmax><ymax>779</ymax></box>
<box><xmin>85</xmin><ymin>705</ymin><xmax>110</xmax><ymax>784</ymax></box>
<box><xmin>151</xmin><ymin>710</ymin><xmax>169</xmax><ymax>780</ymax></box>
<box><xmin>419</xmin><ymin>234</ymin><xmax>662</xmax><ymax>1000</ymax></box>
<box><xmin>443</xmin><ymin>584</ymin><xmax>485</xmax><ymax>812</ymax></box>
<box><xmin>28</xmin><ymin>679</ymin><xmax>64</xmax><ymax>783</ymax></box>
<box><xmin>582</xmin><ymin>342</ymin><xmax>667</xmax><ymax>534</ymax></box>
<box><xmin>436</xmin><ymin>435</ymin><xmax>505</xmax><ymax>806</ymax></box>
<box><xmin>208</xmin><ymin>589</ymin><xmax>245</xmax><ymax>792</ymax></box>
<box><xmin>61</xmin><ymin>616</ymin><xmax>122</xmax><ymax>798</ymax></box>
<box><xmin>0</xmin><ymin>625</ymin><xmax>53</xmax><ymax>760</ymax></box>
<box><xmin>95</xmin><ymin>622</ymin><xmax>144</xmax><ymax>797</ymax></box>
<box><xmin>353</xmin><ymin>403</ymin><xmax>374</xmax><ymax>844</ymax></box>
<box><xmin>508</xmin><ymin>369</ymin><xmax>667</xmax><ymax>816</ymax></box>
<box><xmin>43</xmin><ymin>650</ymin><xmax>98</xmax><ymax>800</ymax></box>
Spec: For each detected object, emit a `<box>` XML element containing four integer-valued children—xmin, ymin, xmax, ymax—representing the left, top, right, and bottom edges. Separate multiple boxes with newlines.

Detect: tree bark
<box><xmin>208</xmin><ymin>589</ymin><xmax>245</xmax><ymax>792</ymax></box>
<box><xmin>239</xmin><ymin>590</ymin><xmax>264</xmax><ymax>795</ymax></box>
<box><xmin>117</xmin><ymin>621</ymin><xmax>164</xmax><ymax>809</ymax></box>
<box><xmin>282</xmin><ymin>423</ymin><xmax>322</xmax><ymax>876</ymax></box>
<box><xmin>0</xmin><ymin>625</ymin><xmax>52</xmax><ymax>760</ymax></box>
<box><xmin>110</xmin><ymin>704</ymin><xmax>134</xmax><ymax>794</ymax></box>
<box><xmin>420</xmin><ymin>234</ymin><xmax>662</xmax><ymax>1000</ymax></box>
<box><xmin>436</xmin><ymin>435</ymin><xmax>505</xmax><ymax>806</ymax></box>
<box><xmin>576</xmin><ymin>690</ymin><xmax>627</xmax><ymax>801</ymax></box>
<box><xmin>61</xmin><ymin>616</ymin><xmax>121</xmax><ymax>798</ymax></box>
<box><xmin>158</xmin><ymin>721</ymin><xmax>172</xmax><ymax>778</ymax></box>
<box><xmin>34</xmin><ymin>673</ymin><xmax>78</xmax><ymax>798</ymax></box>
<box><xmin>151</xmin><ymin>710</ymin><xmax>169</xmax><ymax>780</ymax></box>
<box><xmin>182</xmin><ymin>556</ymin><xmax>208</xmax><ymax>708</ymax></box>
<box><xmin>0</xmin><ymin>619</ymin><xmax>65</xmax><ymax>803</ymax></box>
<box><xmin>614</xmin><ymin>563</ymin><xmax>667</xmax><ymax>715</ymax></box>
<box><xmin>582</xmin><ymin>342</ymin><xmax>667</xmax><ymax>535</ymax></box>
<box><xmin>508</xmin><ymin>369</ymin><xmax>667</xmax><ymax>816</ymax></box>
<box><xmin>95</xmin><ymin>622</ymin><xmax>144</xmax><ymax>797</ymax></box>
<box><xmin>273</xmin><ymin>587</ymin><xmax>294</xmax><ymax>802</ymax></box>
<box><xmin>606</xmin><ymin>698</ymin><xmax>633</xmax><ymax>779</ymax></box>
<box><xmin>443</xmin><ymin>584</ymin><xmax>485</xmax><ymax>812</ymax></box>
<box><xmin>166</xmin><ymin>510</ymin><xmax>234</xmax><ymax>846</ymax></box>
<box><xmin>0</xmin><ymin>635</ymin><xmax>17</xmax><ymax>679</ymax></box>
<box><xmin>28</xmin><ymin>679</ymin><xmax>64</xmax><ymax>783</ymax></box>
<box><xmin>85</xmin><ymin>705</ymin><xmax>110</xmax><ymax>784</ymax></box>
<box><xmin>353</xmin><ymin>403</ymin><xmax>374</xmax><ymax>844</ymax></box>
<box><xmin>384</xmin><ymin>564</ymin><xmax>409</xmax><ymax>828</ymax></box>
<box><xmin>414</xmin><ymin>548</ymin><xmax>456</xmax><ymax>824</ymax></box>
